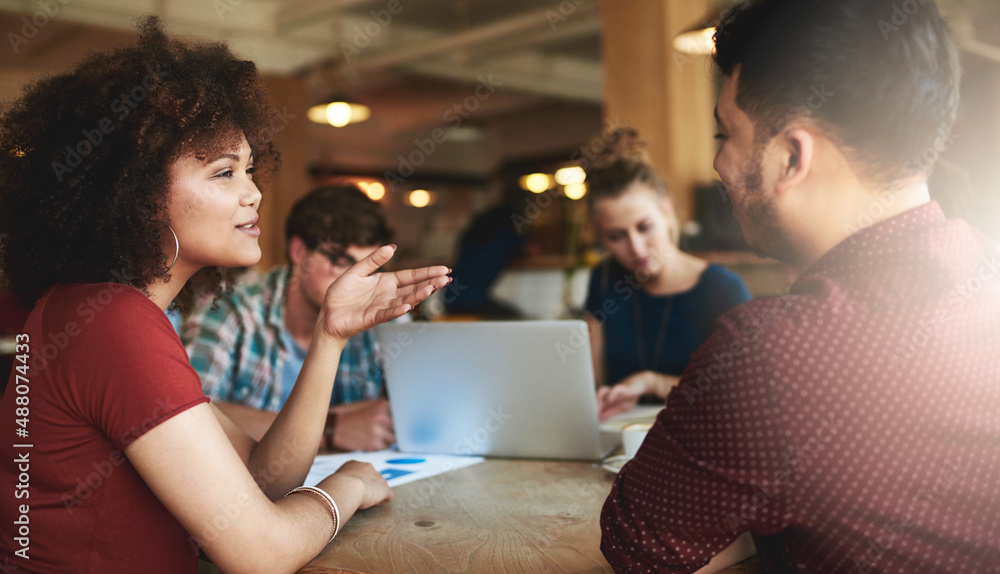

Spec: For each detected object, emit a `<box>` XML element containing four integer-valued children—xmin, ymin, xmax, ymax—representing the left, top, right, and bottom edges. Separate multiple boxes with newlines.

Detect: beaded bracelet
<box><xmin>285</xmin><ymin>486</ymin><xmax>341</xmax><ymax>543</ymax></box>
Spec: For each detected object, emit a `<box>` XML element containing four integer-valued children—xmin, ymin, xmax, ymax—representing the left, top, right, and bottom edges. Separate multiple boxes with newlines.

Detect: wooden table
<box><xmin>299</xmin><ymin>459</ymin><xmax>615</xmax><ymax>573</ymax></box>
<box><xmin>298</xmin><ymin>458</ymin><xmax>760</xmax><ymax>574</ymax></box>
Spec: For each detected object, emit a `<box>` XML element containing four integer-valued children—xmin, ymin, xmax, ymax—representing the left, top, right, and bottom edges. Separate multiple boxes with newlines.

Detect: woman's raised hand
<box><xmin>318</xmin><ymin>245</ymin><xmax>450</xmax><ymax>342</ymax></box>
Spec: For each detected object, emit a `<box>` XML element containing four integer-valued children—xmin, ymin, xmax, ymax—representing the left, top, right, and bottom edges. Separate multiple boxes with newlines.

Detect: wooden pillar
<box><xmin>600</xmin><ymin>0</ymin><xmax>716</xmax><ymax>225</ymax></box>
<box><xmin>258</xmin><ymin>74</ymin><xmax>312</xmax><ymax>271</ymax></box>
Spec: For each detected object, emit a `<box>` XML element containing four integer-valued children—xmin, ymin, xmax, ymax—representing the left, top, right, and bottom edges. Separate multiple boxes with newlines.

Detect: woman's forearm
<box><xmin>249</xmin><ymin>333</ymin><xmax>346</xmax><ymax>499</ymax></box>
<box><xmin>214</xmin><ymin>402</ymin><xmax>280</xmax><ymax>442</ymax></box>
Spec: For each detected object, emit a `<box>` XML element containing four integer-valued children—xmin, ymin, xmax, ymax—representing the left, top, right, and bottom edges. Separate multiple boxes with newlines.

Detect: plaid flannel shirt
<box><xmin>181</xmin><ymin>266</ymin><xmax>382</xmax><ymax>411</ymax></box>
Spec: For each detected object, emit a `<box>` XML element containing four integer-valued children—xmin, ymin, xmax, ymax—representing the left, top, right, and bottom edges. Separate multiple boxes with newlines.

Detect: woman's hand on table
<box><xmin>321</xmin><ymin>460</ymin><xmax>394</xmax><ymax>511</ymax></box>
<box><xmin>317</xmin><ymin>244</ymin><xmax>450</xmax><ymax>342</ymax></box>
<box><xmin>597</xmin><ymin>371</ymin><xmax>681</xmax><ymax>422</ymax></box>
<box><xmin>597</xmin><ymin>379</ymin><xmax>645</xmax><ymax>422</ymax></box>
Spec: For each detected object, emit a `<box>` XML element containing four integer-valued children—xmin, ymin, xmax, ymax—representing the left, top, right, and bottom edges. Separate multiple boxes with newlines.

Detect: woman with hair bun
<box><xmin>0</xmin><ymin>18</ymin><xmax>449</xmax><ymax>573</ymax></box>
<box><xmin>584</xmin><ymin>128</ymin><xmax>750</xmax><ymax>421</ymax></box>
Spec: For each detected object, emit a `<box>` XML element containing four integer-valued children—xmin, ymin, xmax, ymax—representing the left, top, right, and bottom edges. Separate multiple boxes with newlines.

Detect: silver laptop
<box><xmin>376</xmin><ymin>320</ymin><xmax>619</xmax><ymax>461</ymax></box>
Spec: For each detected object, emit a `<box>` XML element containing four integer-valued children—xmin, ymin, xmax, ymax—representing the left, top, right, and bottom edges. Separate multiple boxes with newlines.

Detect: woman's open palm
<box><xmin>319</xmin><ymin>245</ymin><xmax>450</xmax><ymax>341</ymax></box>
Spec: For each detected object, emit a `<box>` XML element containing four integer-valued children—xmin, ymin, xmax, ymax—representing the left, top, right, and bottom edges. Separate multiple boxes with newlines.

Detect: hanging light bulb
<box><xmin>673</xmin><ymin>26</ymin><xmax>716</xmax><ymax>55</ymax></box>
<box><xmin>564</xmin><ymin>183</ymin><xmax>588</xmax><ymax>200</ymax></box>
<box><xmin>408</xmin><ymin>189</ymin><xmax>432</xmax><ymax>208</ymax></box>
<box><xmin>308</xmin><ymin>98</ymin><xmax>371</xmax><ymax>127</ymax></box>
<box><xmin>554</xmin><ymin>166</ymin><xmax>586</xmax><ymax>186</ymax></box>
<box><xmin>366</xmin><ymin>181</ymin><xmax>386</xmax><ymax>201</ymax></box>
<box><xmin>520</xmin><ymin>173</ymin><xmax>553</xmax><ymax>194</ymax></box>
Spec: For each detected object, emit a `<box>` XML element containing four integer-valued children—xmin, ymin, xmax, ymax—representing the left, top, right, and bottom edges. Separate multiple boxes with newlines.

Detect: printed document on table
<box><xmin>305</xmin><ymin>449</ymin><xmax>485</xmax><ymax>488</ymax></box>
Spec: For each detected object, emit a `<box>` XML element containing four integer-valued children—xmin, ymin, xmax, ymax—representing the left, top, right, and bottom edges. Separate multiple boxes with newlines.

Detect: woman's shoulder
<box><xmin>45</xmin><ymin>282</ymin><xmax>157</xmax><ymax>312</ymax></box>
<box><xmin>587</xmin><ymin>257</ymin><xmax>630</xmax><ymax>286</ymax></box>
<box><xmin>700</xmin><ymin>263</ymin><xmax>746</xmax><ymax>286</ymax></box>
<box><xmin>693</xmin><ymin>263</ymin><xmax>753</xmax><ymax>303</ymax></box>
<box><xmin>585</xmin><ymin>258</ymin><xmax>635</xmax><ymax>305</ymax></box>
<box><xmin>41</xmin><ymin>282</ymin><xmax>170</xmax><ymax>334</ymax></box>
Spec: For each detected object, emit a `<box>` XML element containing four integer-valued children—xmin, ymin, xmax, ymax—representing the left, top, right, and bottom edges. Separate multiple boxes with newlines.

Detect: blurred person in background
<box><xmin>583</xmin><ymin>128</ymin><xmax>750</xmax><ymax>421</ymax></box>
<box><xmin>182</xmin><ymin>185</ymin><xmax>397</xmax><ymax>452</ymax></box>
<box><xmin>443</xmin><ymin>199</ymin><xmax>528</xmax><ymax>319</ymax></box>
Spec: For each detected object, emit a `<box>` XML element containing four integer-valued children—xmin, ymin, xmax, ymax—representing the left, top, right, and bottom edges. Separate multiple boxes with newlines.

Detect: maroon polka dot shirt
<box><xmin>601</xmin><ymin>202</ymin><xmax>1000</xmax><ymax>573</ymax></box>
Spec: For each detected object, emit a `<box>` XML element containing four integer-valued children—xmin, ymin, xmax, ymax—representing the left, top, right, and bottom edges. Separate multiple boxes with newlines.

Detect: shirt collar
<box><xmin>794</xmin><ymin>201</ymin><xmax>948</xmax><ymax>290</ymax></box>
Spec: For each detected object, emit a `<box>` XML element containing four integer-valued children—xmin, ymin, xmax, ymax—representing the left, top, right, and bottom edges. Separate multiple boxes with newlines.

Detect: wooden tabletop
<box><xmin>297</xmin><ymin>457</ymin><xmax>761</xmax><ymax>574</ymax></box>
<box><xmin>299</xmin><ymin>458</ymin><xmax>616</xmax><ymax>573</ymax></box>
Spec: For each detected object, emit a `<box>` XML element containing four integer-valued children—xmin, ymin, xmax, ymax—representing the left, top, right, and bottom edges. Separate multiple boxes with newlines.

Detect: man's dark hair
<box><xmin>713</xmin><ymin>0</ymin><xmax>961</xmax><ymax>187</ymax></box>
<box><xmin>285</xmin><ymin>185</ymin><xmax>393</xmax><ymax>260</ymax></box>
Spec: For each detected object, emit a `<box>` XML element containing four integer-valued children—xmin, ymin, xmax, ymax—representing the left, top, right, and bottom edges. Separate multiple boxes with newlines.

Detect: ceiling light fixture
<box><xmin>564</xmin><ymin>183</ymin><xmax>588</xmax><ymax>200</ymax></box>
<box><xmin>365</xmin><ymin>181</ymin><xmax>386</xmax><ymax>201</ymax></box>
<box><xmin>554</xmin><ymin>166</ymin><xmax>586</xmax><ymax>186</ymax></box>
<box><xmin>408</xmin><ymin>189</ymin><xmax>432</xmax><ymax>208</ymax></box>
<box><xmin>307</xmin><ymin>97</ymin><xmax>371</xmax><ymax>127</ymax></box>
<box><xmin>520</xmin><ymin>173</ymin><xmax>553</xmax><ymax>194</ymax></box>
<box><xmin>673</xmin><ymin>9</ymin><xmax>722</xmax><ymax>56</ymax></box>
<box><xmin>673</xmin><ymin>26</ymin><xmax>716</xmax><ymax>55</ymax></box>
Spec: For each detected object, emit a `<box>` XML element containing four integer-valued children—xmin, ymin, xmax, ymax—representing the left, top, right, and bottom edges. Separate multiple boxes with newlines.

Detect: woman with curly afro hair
<box><xmin>0</xmin><ymin>18</ymin><xmax>450</xmax><ymax>573</ymax></box>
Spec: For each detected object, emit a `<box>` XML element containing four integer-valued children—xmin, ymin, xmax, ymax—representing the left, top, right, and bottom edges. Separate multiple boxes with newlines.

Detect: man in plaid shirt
<box><xmin>182</xmin><ymin>185</ymin><xmax>397</xmax><ymax>451</ymax></box>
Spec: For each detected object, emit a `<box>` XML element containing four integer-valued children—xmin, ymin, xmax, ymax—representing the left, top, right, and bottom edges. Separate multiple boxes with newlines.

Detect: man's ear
<box><xmin>288</xmin><ymin>236</ymin><xmax>308</xmax><ymax>267</ymax></box>
<box><xmin>775</xmin><ymin>127</ymin><xmax>814</xmax><ymax>193</ymax></box>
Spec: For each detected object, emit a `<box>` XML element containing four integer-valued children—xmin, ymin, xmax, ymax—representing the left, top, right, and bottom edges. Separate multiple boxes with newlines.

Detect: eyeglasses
<box><xmin>314</xmin><ymin>246</ymin><xmax>358</xmax><ymax>269</ymax></box>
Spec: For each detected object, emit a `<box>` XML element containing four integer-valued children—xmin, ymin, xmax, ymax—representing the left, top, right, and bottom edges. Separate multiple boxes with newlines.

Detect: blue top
<box><xmin>585</xmin><ymin>258</ymin><xmax>752</xmax><ymax>386</ymax></box>
<box><xmin>446</xmin><ymin>205</ymin><xmax>526</xmax><ymax>308</ymax></box>
<box><xmin>278</xmin><ymin>328</ymin><xmax>309</xmax><ymax>406</ymax></box>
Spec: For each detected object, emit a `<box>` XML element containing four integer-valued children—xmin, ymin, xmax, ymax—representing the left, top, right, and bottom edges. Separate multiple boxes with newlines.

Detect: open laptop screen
<box><xmin>376</xmin><ymin>320</ymin><xmax>616</xmax><ymax>461</ymax></box>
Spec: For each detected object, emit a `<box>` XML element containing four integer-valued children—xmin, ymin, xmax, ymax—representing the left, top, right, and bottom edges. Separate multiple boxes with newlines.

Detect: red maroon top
<box><xmin>0</xmin><ymin>283</ymin><xmax>209</xmax><ymax>573</ymax></box>
<box><xmin>601</xmin><ymin>202</ymin><xmax>1000</xmax><ymax>572</ymax></box>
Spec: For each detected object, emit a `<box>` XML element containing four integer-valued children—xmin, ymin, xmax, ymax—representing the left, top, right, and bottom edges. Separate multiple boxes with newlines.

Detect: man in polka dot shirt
<box><xmin>601</xmin><ymin>0</ymin><xmax>1000</xmax><ymax>572</ymax></box>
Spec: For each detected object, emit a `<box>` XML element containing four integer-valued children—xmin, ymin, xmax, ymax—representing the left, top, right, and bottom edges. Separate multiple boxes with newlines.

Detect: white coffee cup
<box><xmin>622</xmin><ymin>422</ymin><xmax>654</xmax><ymax>458</ymax></box>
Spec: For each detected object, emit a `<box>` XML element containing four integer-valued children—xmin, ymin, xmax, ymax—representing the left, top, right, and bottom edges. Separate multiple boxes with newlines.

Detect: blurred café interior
<box><xmin>2</xmin><ymin>3</ymin><xmax>999</xmax><ymax>572</ymax></box>
<box><xmin>1</xmin><ymin>0</ymin><xmax>999</xmax><ymax>329</ymax></box>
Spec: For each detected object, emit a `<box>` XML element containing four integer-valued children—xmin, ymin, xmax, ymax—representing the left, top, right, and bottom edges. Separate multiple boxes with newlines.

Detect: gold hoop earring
<box><xmin>165</xmin><ymin>225</ymin><xmax>179</xmax><ymax>272</ymax></box>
